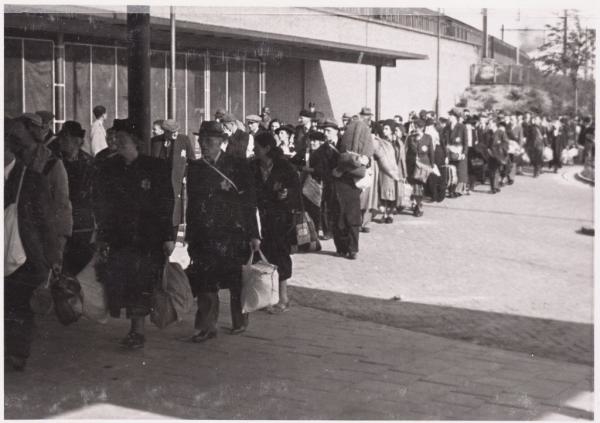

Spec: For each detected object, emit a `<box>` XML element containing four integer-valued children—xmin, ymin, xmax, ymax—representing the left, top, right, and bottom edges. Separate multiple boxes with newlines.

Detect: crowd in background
<box><xmin>4</xmin><ymin>101</ymin><xmax>595</xmax><ymax>368</ymax></box>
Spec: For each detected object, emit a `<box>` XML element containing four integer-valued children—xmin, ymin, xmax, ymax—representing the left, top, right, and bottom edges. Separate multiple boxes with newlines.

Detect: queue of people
<box><xmin>4</xmin><ymin>103</ymin><xmax>595</xmax><ymax>368</ymax></box>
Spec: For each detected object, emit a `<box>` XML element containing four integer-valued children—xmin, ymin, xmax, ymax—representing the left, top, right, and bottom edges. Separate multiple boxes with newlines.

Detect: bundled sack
<box><xmin>4</xmin><ymin>167</ymin><xmax>27</xmax><ymax>277</ymax></box>
<box><xmin>51</xmin><ymin>272</ymin><xmax>84</xmax><ymax>326</ymax></box>
<box><xmin>507</xmin><ymin>140</ymin><xmax>523</xmax><ymax>155</ymax></box>
<box><xmin>520</xmin><ymin>152</ymin><xmax>531</xmax><ymax>164</ymax></box>
<box><xmin>241</xmin><ymin>249</ymin><xmax>279</xmax><ymax>313</ymax></box>
<box><xmin>542</xmin><ymin>146</ymin><xmax>554</xmax><ymax>162</ymax></box>
<box><xmin>76</xmin><ymin>252</ymin><xmax>108</xmax><ymax>323</ymax></box>
<box><xmin>290</xmin><ymin>211</ymin><xmax>321</xmax><ymax>254</ymax></box>
<box><xmin>151</xmin><ymin>262</ymin><xmax>193</xmax><ymax>329</ymax></box>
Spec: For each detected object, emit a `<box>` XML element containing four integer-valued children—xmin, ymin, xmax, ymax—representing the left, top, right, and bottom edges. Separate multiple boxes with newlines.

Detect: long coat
<box><xmin>226</xmin><ymin>129</ymin><xmax>250</xmax><ymax>159</ymax></box>
<box><xmin>442</xmin><ymin>122</ymin><xmax>469</xmax><ymax>184</ymax></box>
<box><xmin>151</xmin><ymin>133</ymin><xmax>196</xmax><ymax>226</ymax></box>
<box><xmin>406</xmin><ymin>133</ymin><xmax>435</xmax><ymax>184</ymax></box>
<box><xmin>375</xmin><ymin>137</ymin><xmax>400</xmax><ymax>202</ymax></box>
<box><xmin>186</xmin><ymin>153</ymin><xmax>259</xmax><ymax>293</ymax></box>
<box><xmin>250</xmin><ymin>156</ymin><xmax>302</xmax><ymax>282</ymax></box>
<box><xmin>94</xmin><ymin>154</ymin><xmax>174</xmax><ymax>317</ymax></box>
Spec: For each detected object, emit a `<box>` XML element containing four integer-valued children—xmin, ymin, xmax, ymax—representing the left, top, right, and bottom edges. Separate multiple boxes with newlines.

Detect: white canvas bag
<box><xmin>241</xmin><ymin>249</ymin><xmax>279</xmax><ymax>313</ymax></box>
<box><xmin>5</xmin><ymin>167</ymin><xmax>27</xmax><ymax>276</ymax></box>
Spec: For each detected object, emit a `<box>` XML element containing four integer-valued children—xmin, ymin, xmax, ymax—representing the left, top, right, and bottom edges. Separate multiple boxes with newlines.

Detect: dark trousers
<box><xmin>488</xmin><ymin>165</ymin><xmax>499</xmax><ymax>191</ymax></box>
<box><xmin>63</xmin><ymin>230</ymin><xmax>94</xmax><ymax>276</ymax></box>
<box><xmin>500</xmin><ymin>158</ymin><xmax>514</xmax><ymax>183</ymax></box>
<box><xmin>333</xmin><ymin>224</ymin><xmax>359</xmax><ymax>254</ymax></box>
<box><xmin>194</xmin><ymin>286</ymin><xmax>247</xmax><ymax>332</ymax></box>
<box><xmin>5</xmin><ymin>262</ymin><xmax>48</xmax><ymax>359</ymax></box>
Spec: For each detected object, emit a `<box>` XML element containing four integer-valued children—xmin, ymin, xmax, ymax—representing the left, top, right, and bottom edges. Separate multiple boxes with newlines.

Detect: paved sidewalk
<box><xmin>4</xmin><ymin>303</ymin><xmax>594</xmax><ymax>420</ymax></box>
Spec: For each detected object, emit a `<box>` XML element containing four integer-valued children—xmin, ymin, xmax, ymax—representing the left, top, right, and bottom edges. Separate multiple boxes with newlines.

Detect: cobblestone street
<box><xmin>4</xmin><ymin>166</ymin><xmax>594</xmax><ymax>420</ymax></box>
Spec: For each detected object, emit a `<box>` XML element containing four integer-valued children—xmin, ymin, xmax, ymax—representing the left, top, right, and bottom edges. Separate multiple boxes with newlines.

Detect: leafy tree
<box><xmin>533</xmin><ymin>10</ymin><xmax>595</xmax><ymax>115</ymax></box>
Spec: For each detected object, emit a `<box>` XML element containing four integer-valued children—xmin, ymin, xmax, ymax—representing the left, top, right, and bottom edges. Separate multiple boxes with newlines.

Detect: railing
<box><xmin>470</xmin><ymin>63</ymin><xmax>531</xmax><ymax>85</ymax></box>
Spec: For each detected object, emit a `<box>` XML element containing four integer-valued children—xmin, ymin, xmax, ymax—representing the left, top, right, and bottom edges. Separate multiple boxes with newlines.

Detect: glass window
<box><xmin>116</xmin><ymin>48</ymin><xmax>128</xmax><ymax>118</ymax></box>
<box><xmin>65</xmin><ymin>44</ymin><xmax>91</xmax><ymax>134</ymax></box>
<box><xmin>91</xmin><ymin>46</ymin><xmax>116</xmax><ymax>124</ymax></box>
<box><xmin>244</xmin><ymin>60</ymin><xmax>260</xmax><ymax>116</ymax></box>
<box><xmin>24</xmin><ymin>39</ymin><xmax>53</xmax><ymax>114</ymax></box>
<box><xmin>228</xmin><ymin>58</ymin><xmax>244</xmax><ymax>120</ymax></box>
<box><xmin>166</xmin><ymin>53</ymin><xmax>187</xmax><ymax>131</ymax></box>
<box><xmin>187</xmin><ymin>53</ymin><xmax>205</xmax><ymax>140</ymax></box>
<box><xmin>4</xmin><ymin>38</ymin><xmax>23</xmax><ymax>117</ymax></box>
<box><xmin>151</xmin><ymin>51</ymin><xmax>166</xmax><ymax>122</ymax></box>
<box><xmin>209</xmin><ymin>56</ymin><xmax>227</xmax><ymax>118</ymax></box>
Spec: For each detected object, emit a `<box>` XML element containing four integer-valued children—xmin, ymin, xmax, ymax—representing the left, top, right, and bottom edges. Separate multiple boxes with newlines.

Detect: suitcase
<box><xmin>441</xmin><ymin>165</ymin><xmax>457</xmax><ymax>188</ymax></box>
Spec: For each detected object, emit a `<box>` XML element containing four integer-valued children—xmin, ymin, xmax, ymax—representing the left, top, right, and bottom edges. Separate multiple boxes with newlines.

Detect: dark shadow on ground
<box><xmin>289</xmin><ymin>285</ymin><xmax>594</xmax><ymax>366</ymax></box>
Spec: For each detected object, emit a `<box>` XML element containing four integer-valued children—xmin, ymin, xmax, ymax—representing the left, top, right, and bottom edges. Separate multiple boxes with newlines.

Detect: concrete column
<box><xmin>54</xmin><ymin>32</ymin><xmax>65</xmax><ymax>134</ymax></box>
<box><xmin>127</xmin><ymin>6</ymin><xmax>151</xmax><ymax>154</ymax></box>
<box><xmin>375</xmin><ymin>64</ymin><xmax>381</xmax><ymax>121</ymax></box>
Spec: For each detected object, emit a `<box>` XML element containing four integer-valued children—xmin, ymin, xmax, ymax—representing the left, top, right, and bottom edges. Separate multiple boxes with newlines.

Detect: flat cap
<box><xmin>246</xmin><ymin>114</ymin><xmax>262</xmax><ymax>123</ymax></box>
<box><xmin>319</xmin><ymin>118</ymin><xmax>340</xmax><ymax>130</ymax></box>
<box><xmin>161</xmin><ymin>119</ymin><xmax>180</xmax><ymax>132</ymax></box>
<box><xmin>35</xmin><ymin>110</ymin><xmax>54</xmax><ymax>124</ymax></box>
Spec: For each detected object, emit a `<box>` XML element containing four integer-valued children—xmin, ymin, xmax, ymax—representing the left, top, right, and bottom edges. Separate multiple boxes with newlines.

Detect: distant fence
<box><xmin>470</xmin><ymin>63</ymin><xmax>532</xmax><ymax>85</ymax></box>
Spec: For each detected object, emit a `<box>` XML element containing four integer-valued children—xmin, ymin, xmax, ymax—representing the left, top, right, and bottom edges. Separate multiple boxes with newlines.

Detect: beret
<box><xmin>246</xmin><ymin>114</ymin><xmax>262</xmax><ymax>123</ymax></box>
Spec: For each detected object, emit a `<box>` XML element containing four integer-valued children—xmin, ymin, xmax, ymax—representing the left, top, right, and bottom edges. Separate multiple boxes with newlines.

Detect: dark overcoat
<box><xmin>186</xmin><ymin>153</ymin><xmax>259</xmax><ymax>293</ymax></box>
<box><xmin>151</xmin><ymin>133</ymin><xmax>196</xmax><ymax>226</ymax></box>
<box><xmin>226</xmin><ymin>129</ymin><xmax>250</xmax><ymax>159</ymax></box>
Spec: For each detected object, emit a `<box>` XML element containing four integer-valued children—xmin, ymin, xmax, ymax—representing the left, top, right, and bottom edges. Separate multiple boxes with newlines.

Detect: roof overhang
<box><xmin>4</xmin><ymin>6</ymin><xmax>428</xmax><ymax>67</ymax></box>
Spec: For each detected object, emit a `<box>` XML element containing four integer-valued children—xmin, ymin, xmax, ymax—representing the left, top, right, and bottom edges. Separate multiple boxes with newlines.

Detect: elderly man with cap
<box><xmin>246</xmin><ymin>114</ymin><xmax>265</xmax><ymax>158</ymax></box>
<box><xmin>151</xmin><ymin>118</ymin><xmax>196</xmax><ymax>240</ymax></box>
<box><xmin>293</xmin><ymin>109</ymin><xmax>315</xmax><ymax>164</ymax></box>
<box><xmin>222</xmin><ymin>112</ymin><xmax>250</xmax><ymax>159</ymax></box>
<box><xmin>36</xmin><ymin>110</ymin><xmax>56</xmax><ymax>146</ymax></box>
<box><xmin>7</xmin><ymin>113</ymin><xmax>72</xmax><ymax>268</ymax></box>
<box><xmin>55</xmin><ymin>121</ymin><xmax>96</xmax><ymax>275</ymax></box>
<box><xmin>317</xmin><ymin>119</ymin><xmax>343</xmax><ymax>240</ymax></box>
<box><xmin>94</xmin><ymin>119</ymin><xmax>174</xmax><ymax>349</ymax></box>
<box><xmin>185</xmin><ymin>121</ymin><xmax>261</xmax><ymax>342</ymax></box>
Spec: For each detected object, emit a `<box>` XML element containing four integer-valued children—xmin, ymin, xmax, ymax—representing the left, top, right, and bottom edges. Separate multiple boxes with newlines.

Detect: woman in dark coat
<box><xmin>442</xmin><ymin>111</ymin><xmax>469</xmax><ymax>197</ymax></box>
<box><xmin>251</xmin><ymin>132</ymin><xmax>302</xmax><ymax>313</ymax></box>
<box><xmin>94</xmin><ymin>120</ymin><xmax>175</xmax><ymax>350</ymax></box>
<box><xmin>185</xmin><ymin>121</ymin><xmax>260</xmax><ymax>342</ymax></box>
<box><xmin>406</xmin><ymin>119</ymin><xmax>434</xmax><ymax>217</ymax></box>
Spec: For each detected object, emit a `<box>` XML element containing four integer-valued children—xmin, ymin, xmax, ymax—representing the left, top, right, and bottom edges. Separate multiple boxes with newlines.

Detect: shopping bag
<box><xmin>51</xmin><ymin>272</ymin><xmax>84</xmax><ymax>326</ymax></box>
<box><xmin>150</xmin><ymin>264</ymin><xmax>179</xmax><ymax>329</ymax></box>
<box><xmin>4</xmin><ymin>168</ymin><xmax>27</xmax><ymax>277</ymax></box>
<box><xmin>241</xmin><ymin>249</ymin><xmax>279</xmax><ymax>313</ymax></box>
<box><xmin>163</xmin><ymin>262</ymin><xmax>194</xmax><ymax>319</ymax></box>
<box><xmin>542</xmin><ymin>146</ymin><xmax>554</xmax><ymax>162</ymax></box>
<box><xmin>290</xmin><ymin>211</ymin><xmax>321</xmax><ymax>254</ymax></box>
<box><xmin>76</xmin><ymin>252</ymin><xmax>108</xmax><ymax>323</ymax></box>
<box><xmin>520</xmin><ymin>152</ymin><xmax>531</xmax><ymax>164</ymax></box>
<box><xmin>398</xmin><ymin>181</ymin><xmax>412</xmax><ymax>207</ymax></box>
<box><xmin>302</xmin><ymin>174</ymin><xmax>323</xmax><ymax>207</ymax></box>
<box><xmin>30</xmin><ymin>271</ymin><xmax>54</xmax><ymax>316</ymax></box>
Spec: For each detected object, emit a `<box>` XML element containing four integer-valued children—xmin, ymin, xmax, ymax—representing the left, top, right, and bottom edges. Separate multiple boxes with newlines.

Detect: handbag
<box><xmin>150</xmin><ymin>264</ymin><xmax>179</xmax><ymax>329</ymax></box>
<box><xmin>302</xmin><ymin>174</ymin><xmax>323</xmax><ymax>207</ymax></box>
<box><xmin>241</xmin><ymin>249</ymin><xmax>279</xmax><ymax>313</ymax></box>
<box><xmin>290</xmin><ymin>211</ymin><xmax>321</xmax><ymax>254</ymax></box>
<box><xmin>51</xmin><ymin>272</ymin><xmax>84</xmax><ymax>326</ymax></box>
<box><xmin>413</xmin><ymin>160</ymin><xmax>433</xmax><ymax>183</ymax></box>
<box><xmin>4</xmin><ymin>166</ymin><xmax>27</xmax><ymax>277</ymax></box>
<box><xmin>76</xmin><ymin>252</ymin><xmax>108</xmax><ymax>323</ymax></box>
<box><xmin>447</xmin><ymin>144</ymin><xmax>463</xmax><ymax>161</ymax></box>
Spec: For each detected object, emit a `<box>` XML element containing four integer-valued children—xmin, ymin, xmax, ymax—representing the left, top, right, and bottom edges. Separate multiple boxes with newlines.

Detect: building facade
<box><xmin>4</xmin><ymin>6</ymin><xmax>527</xmax><ymax>141</ymax></box>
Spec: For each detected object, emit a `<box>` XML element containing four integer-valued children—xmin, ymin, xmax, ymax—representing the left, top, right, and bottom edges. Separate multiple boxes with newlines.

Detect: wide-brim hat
<box><xmin>161</xmin><ymin>119</ymin><xmax>180</xmax><ymax>132</ymax></box>
<box><xmin>197</xmin><ymin>121</ymin><xmax>225</xmax><ymax>138</ymax></box>
<box><xmin>112</xmin><ymin>118</ymin><xmax>138</xmax><ymax>134</ymax></box>
<box><xmin>35</xmin><ymin>110</ymin><xmax>54</xmax><ymax>125</ymax></box>
<box><xmin>21</xmin><ymin>112</ymin><xmax>43</xmax><ymax>128</ymax></box>
<box><xmin>58</xmin><ymin>120</ymin><xmax>86</xmax><ymax>138</ymax></box>
<box><xmin>359</xmin><ymin>107</ymin><xmax>373</xmax><ymax>116</ymax></box>
<box><xmin>319</xmin><ymin>118</ymin><xmax>340</xmax><ymax>131</ymax></box>
<box><xmin>299</xmin><ymin>109</ymin><xmax>314</xmax><ymax>119</ymax></box>
<box><xmin>275</xmin><ymin>124</ymin><xmax>295</xmax><ymax>136</ymax></box>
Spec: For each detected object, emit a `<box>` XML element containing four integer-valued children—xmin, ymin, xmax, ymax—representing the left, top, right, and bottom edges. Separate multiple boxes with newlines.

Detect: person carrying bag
<box><xmin>241</xmin><ymin>249</ymin><xmax>279</xmax><ymax>313</ymax></box>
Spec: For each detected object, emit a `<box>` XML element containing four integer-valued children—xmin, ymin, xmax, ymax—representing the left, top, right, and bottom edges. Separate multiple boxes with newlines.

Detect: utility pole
<box><xmin>436</xmin><ymin>8</ymin><xmax>441</xmax><ymax>117</ymax></box>
<box><xmin>482</xmin><ymin>8</ymin><xmax>488</xmax><ymax>59</ymax></box>
<box><xmin>563</xmin><ymin>9</ymin><xmax>568</xmax><ymax>76</ymax></box>
<box><xmin>501</xmin><ymin>24</ymin><xmax>504</xmax><ymax>41</ymax></box>
<box><xmin>168</xmin><ymin>6</ymin><xmax>177</xmax><ymax>120</ymax></box>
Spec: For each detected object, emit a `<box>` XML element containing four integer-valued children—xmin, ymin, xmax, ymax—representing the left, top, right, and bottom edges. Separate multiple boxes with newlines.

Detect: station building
<box><xmin>4</xmin><ymin>5</ymin><xmax>528</xmax><ymax>143</ymax></box>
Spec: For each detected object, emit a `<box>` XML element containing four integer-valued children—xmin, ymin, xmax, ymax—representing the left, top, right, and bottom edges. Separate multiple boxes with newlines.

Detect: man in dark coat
<box><xmin>95</xmin><ymin>119</ymin><xmax>175</xmax><ymax>349</ymax></box>
<box><xmin>56</xmin><ymin>121</ymin><xmax>96</xmax><ymax>276</ymax></box>
<box><xmin>526</xmin><ymin>115</ymin><xmax>546</xmax><ymax>178</ymax></box>
<box><xmin>4</xmin><ymin>135</ymin><xmax>60</xmax><ymax>371</ymax></box>
<box><xmin>293</xmin><ymin>109</ymin><xmax>314</xmax><ymax>161</ymax></box>
<box><xmin>151</xmin><ymin>119</ymin><xmax>196</xmax><ymax>239</ymax></box>
<box><xmin>186</xmin><ymin>121</ymin><xmax>261</xmax><ymax>342</ymax></box>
